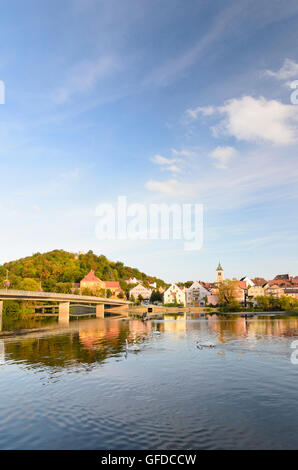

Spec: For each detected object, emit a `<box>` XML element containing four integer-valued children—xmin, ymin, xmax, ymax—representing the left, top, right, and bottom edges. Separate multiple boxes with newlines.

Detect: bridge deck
<box><xmin>0</xmin><ymin>289</ymin><xmax>130</xmax><ymax>306</ymax></box>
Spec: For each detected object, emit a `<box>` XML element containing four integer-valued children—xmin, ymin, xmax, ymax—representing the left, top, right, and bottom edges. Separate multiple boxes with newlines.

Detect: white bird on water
<box><xmin>196</xmin><ymin>340</ymin><xmax>216</xmax><ymax>349</ymax></box>
<box><xmin>125</xmin><ymin>339</ymin><xmax>141</xmax><ymax>352</ymax></box>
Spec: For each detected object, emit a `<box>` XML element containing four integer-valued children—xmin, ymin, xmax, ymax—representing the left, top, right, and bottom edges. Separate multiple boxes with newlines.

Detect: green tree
<box><xmin>0</xmin><ymin>249</ymin><xmax>167</xmax><ymax>295</ymax></box>
<box><xmin>150</xmin><ymin>290</ymin><xmax>163</xmax><ymax>303</ymax></box>
<box><xmin>256</xmin><ymin>295</ymin><xmax>270</xmax><ymax>310</ymax></box>
<box><xmin>19</xmin><ymin>278</ymin><xmax>40</xmax><ymax>291</ymax></box>
<box><xmin>106</xmin><ymin>289</ymin><xmax>112</xmax><ymax>298</ymax></box>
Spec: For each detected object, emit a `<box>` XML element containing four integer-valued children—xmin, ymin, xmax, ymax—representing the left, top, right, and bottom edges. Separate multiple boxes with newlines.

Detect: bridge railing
<box><xmin>0</xmin><ymin>289</ymin><xmax>131</xmax><ymax>305</ymax></box>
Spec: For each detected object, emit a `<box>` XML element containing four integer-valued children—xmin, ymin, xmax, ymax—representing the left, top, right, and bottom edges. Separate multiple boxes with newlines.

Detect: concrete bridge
<box><xmin>0</xmin><ymin>289</ymin><xmax>131</xmax><ymax>328</ymax></box>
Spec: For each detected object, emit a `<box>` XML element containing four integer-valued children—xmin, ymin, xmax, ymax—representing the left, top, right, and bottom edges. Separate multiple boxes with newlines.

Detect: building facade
<box><xmin>186</xmin><ymin>281</ymin><xmax>210</xmax><ymax>306</ymax></box>
<box><xmin>163</xmin><ymin>284</ymin><xmax>186</xmax><ymax>306</ymax></box>
<box><xmin>264</xmin><ymin>283</ymin><xmax>284</xmax><ymax>298</ymax></box>
<box><xmin>284</xmin><ymin>288</ymin><xmax>298</xmax><ymax>299</ymax></box>
<box><xmin>105</xmin><ymin>281</ymin><xmax>124</xmax><ymax>298</ymax></box>
<box><xmin>80</xmin><ymin>271</ymin><xmax>124</xmax><ymax>298</ymax></box>
<box><xmin>247</xmin><ymin>285</ymin><xmax>265</xmax><ymax>299</ymax></box>
<box><xmin>129</xmin><ymin>283</ymin><xmax>152</xmax><ymax>300</ymax></box>
<box><xmin>80</xmin><ymin>270</ymin><xmax>105</xmax><ymax>293</ymax></box>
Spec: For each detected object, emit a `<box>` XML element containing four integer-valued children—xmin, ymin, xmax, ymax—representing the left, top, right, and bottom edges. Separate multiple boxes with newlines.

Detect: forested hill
<box><xmin>0</xmin><ymin>250</ymin><xmax>167</xmax><ymax>293</ymax></box>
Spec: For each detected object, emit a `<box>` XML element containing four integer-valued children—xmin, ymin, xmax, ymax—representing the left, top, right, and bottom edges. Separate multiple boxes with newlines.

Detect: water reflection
<box><xmin>2</xmin><ymin>319</ymin><xmax>149</xmax><ymax>370</ymax></box>
<box><xmin>1</xmin><ymin>314</ymin><xmax>298</xmax><ymax>449</ymax></box>
<box><xmin>206</xmin><ymin>314</ymin><xmax>298</xmax><ymax>342</ymax></box>
<box><xmin>2</xmin><ymin>314</ymin><xmax>298</xmax><ymax>371</ymax></box>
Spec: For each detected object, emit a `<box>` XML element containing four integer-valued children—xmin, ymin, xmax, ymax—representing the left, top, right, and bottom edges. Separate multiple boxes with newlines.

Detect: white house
<box><xmin>186</xmin><ymin>281</ymin><xmax>210</xmax><ymax>307</ymax></box>
<box><xmin>240</xmin><ymin>277</ymin><xmax>255</xmax><ymax>288</ymax></box>
<box><xmin>126</xmin><ymin>277</ymin><xmax>139</xmax><ymax>285</ymax></box>
<box><xmin>163</xmin><ymin>284</ymin><xmax>186</xmax><ymax>306</ymax></box>
<box><xmin>129</xmin><ymin>283</ymin><xmax>152</xmax><ymax>300</ymax></box>
<box><xmin>149</xmin><ymin>282</ymin><xmax>157</xmax><ymax>288</ymax></box>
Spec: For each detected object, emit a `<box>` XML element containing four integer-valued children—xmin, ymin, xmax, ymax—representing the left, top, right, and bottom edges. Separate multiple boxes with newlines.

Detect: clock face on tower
<box><xmin>216</xmin><ymin>263</ymin><xmax>224</xmax><ymax>282</ymax></box>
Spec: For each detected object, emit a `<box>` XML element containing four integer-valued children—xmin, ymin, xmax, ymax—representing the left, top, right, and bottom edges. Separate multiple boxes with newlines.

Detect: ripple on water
<box><xmin>1</xmin><ymin>316</ymin><xmax>298</xmax><ymax>449</ymax></box>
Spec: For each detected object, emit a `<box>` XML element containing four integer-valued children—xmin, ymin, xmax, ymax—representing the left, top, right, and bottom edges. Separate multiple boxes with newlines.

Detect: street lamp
<box><xmin>3</xmin><ymin>270</ymin><xmax>10</xmax><ymax>291</ymax></box>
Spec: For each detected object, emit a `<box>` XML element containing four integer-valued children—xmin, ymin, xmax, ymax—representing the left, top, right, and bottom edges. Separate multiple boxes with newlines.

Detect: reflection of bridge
<box><xmin>0</xmin><ymin>289</ymin><xmax>130</xmax><ymax>327</ymax></box>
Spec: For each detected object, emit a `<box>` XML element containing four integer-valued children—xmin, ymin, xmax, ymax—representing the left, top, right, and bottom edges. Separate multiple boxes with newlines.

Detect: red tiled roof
<box><xmin>105</xmin><ymin>281</ymin><xmax>121</xmax><ymax>288</ymax></box>
<box><xmin>274</xmin><ymin>274</ymin><xmax>290</xmax><ymax>280</ymax></box>
<box><xmin>81</xmin><ymin>270</ymin><xmax>101</xmax><ymax>282</ymax></box>
<box><xmin>237</xmin><ymin>281</ymin><xmax>247</xmax><ymax>289</ymax></box>
<box><xmin>198</xmin><ymin>282</ymin><xmax>209</xmax><ymax>291</ymax></box>
<box><xmin>268</xmin><ymin>279</ymin><xmax>292</xmax><ymax>287</ymax></box>
<box><xmin>204</xmin><ymin>282</ymin><xmax>214</xmax><ymax>289</ymax></box>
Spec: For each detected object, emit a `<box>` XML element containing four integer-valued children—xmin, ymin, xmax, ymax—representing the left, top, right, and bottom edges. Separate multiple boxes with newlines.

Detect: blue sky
<box><xmin>0</xmin><ymin>0</ymin><xmax>298</xmax><ymax>282</ymax></box>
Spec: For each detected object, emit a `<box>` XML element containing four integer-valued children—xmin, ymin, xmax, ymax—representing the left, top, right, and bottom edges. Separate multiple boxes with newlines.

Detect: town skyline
<box><xmin>0</xmin><ymin>247</ymin><xmax>297</xmax><ymax>286</ymax></box>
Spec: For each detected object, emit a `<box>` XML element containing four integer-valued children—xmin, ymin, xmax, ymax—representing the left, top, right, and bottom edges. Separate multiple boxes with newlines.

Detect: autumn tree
<box><xmin>217</xmin><ymin>279</ymin><xmax>239</xmax><ymax>304</ymax></box>
<box><xmin>19</xmin><ymin>278</ymin><xmax>40</xmax><ymax>291</ymax></box>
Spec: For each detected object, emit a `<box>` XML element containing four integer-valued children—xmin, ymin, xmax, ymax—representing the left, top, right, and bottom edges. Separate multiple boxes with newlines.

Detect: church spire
<box><xmin>217</xmin><ymin>261</ymin><xmax>223</xmax><ymax>271</ymax></box>
<box><xmin>216</xmin><ymin>261</ymin><xmax>224</xmax><ymax>283</ymax></box>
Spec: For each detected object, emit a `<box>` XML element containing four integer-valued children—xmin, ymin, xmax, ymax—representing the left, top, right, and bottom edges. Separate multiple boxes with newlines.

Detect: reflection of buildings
<box><xmin>208</xmin><ymin>315</ymin><xmax>298</xmax><ymax>343</ymax></box>
<box><xmin>4</xmin><ymin>315</ymin><xmax>298</xmax><ymax>375</ymax></box>
<box><xmin>209</xmin><ymin>316</ymin><xmax>249</xmax><ymax>343</ymax></box>
<box><xmin>3</xmin><ymin>318</ymin><xmax>136</xmax><ymax>370</ymax></box>
<box><xmin>163</xmin><ymin>314</ymin><xmax>186</xmax><ymax>333</ymax></box>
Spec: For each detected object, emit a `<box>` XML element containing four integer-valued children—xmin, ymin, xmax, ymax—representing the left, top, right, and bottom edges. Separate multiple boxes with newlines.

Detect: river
<box><xmin>1</xmin><ymin>314</ymin><xmax>298</xmax><ymax>449</ymax></box>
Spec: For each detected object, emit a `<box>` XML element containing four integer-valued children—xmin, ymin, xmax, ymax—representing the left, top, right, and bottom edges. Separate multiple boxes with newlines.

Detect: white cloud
<box><xmin>210</xmin><ymin>146</ymin><xmax>237</xmax><ymax>169</ymax></box>
<box><xmin>189</xmin><ymin>96</ymin><xmax>298</xmax><ymax>145</ymax></box>
<box><xmin>217</xmin><ymin>96</ymin><xmax>298</xmax><ymax>145</ymax></box>
<box><xmin>152</xmin><ymin>154</ymin><xmax>177</xmax><ymax>166</ymax></box>
<box><xmin>145</xmin><ymin>145</ymin><xmax>298</xmax><ymax>208</ymax></box>
<box><xmin>171</xmin><ymin>148</ymin><xmax>197</xmax><ymax>158</ymax></box>
<box><xmin>151</xmin><ymin>153</ymin><xmax>183</xmax><ymax>174</ymax></box>
<box><xmin>264</xmin><ymin>58</ymin><xmax>298</xmax><ymax>81</ymax></box>
<box><xmin>167</xmin><ymin>165</ymin><xmax>182</xmax><ymax>173</ymax></box>
<box><xmin>186</xmin><ymin>106</ymin><xmax>215</xmax><ymax>120</ymax></box>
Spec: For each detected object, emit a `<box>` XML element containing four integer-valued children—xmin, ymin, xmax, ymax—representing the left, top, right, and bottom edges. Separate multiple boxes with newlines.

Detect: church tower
<box><xmin>216</xmin><ymin>261</ymin><xmax>224</xmax><ymax>283</ymax></box>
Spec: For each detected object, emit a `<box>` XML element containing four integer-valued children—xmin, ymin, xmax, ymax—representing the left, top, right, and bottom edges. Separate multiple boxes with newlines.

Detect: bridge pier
<box><xmin>0</xmin><ymin>301</ymin><xmax>3</xmax><ymax>332</ymax></box>
<box><xmin>96</xmin><ymin>304</ymin><xmax>105</xmax><ymax>318</ymax></box>
<box><xmin>58</xmin><ymin>301</ymin><xmax>70</xmax><ymax>325</ymax></box>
